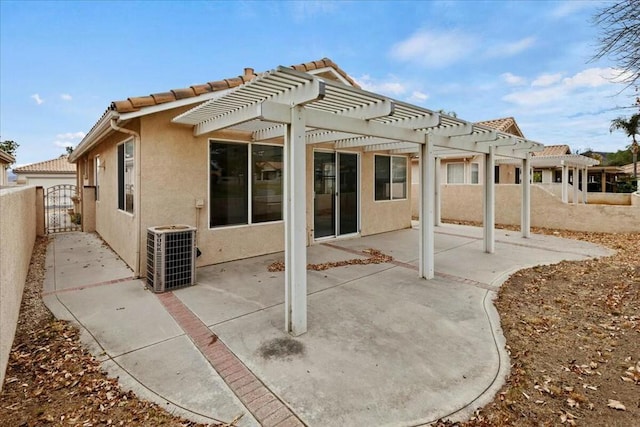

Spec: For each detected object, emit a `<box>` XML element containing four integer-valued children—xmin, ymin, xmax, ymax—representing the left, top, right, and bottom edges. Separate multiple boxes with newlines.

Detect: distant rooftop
<box><xmin>13</xmin><ymin>155</ymin><xmax>76</xmax><ymax>174</ymax></box>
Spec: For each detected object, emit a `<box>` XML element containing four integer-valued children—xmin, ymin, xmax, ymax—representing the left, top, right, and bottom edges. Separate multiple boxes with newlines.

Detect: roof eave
<box><xmin>69</xmin><ymin>110</ymin><xmax>119</xmax><ymax>163</ymax></box>
<box><xmin>0</xmin><ymin>150</ymin><xmax>15</xmax><ymax>164</ymax></box>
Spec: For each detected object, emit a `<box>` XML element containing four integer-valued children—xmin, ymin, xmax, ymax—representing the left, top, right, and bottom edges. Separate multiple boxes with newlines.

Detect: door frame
<box><xmin>312</xmin><ymin>149</ymin><xmax>361</xmax><ymax>241</ymax></box>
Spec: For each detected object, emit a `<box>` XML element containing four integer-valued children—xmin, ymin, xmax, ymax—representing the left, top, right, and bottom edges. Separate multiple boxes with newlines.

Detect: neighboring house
<box><xmin>410</xmin><ymin>117</ymin><xmax>525</xmax><ymax>188</ymax></box>
<box><xmin>13</xmin><ymin>155</ymin><xmax>76</xmax><ymax>189</ymax></box>
<box><xmin>0</xmin><ymin>149</ymin><xmax>15</xmax><ymax>186</ymax></box>
<box><xmin>68</xmin><ymin>58</ymin><xmax>540</xmax><ymax>287</ymax></box>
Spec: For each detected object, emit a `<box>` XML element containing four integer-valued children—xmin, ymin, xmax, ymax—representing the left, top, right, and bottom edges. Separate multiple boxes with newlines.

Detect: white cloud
<box><xmin>562</xmin><ymin>67</ymin><xmax>621</xmax><ymax>88</ymax></box>
<box><xmin>409</xmin><ymin>91</ymin><xmax>429</xmax><ymax>103</ymax></box>
<box><xmin>60</xmin><ymin>93</ymin><xmax>72</xmax><ymax>101</ymax></box>
<box><xmin>53</xmin><ymin>131</ymin><xmax>86</xmax><ymax>149</ymax></box>
<box><xmin>56</xmin><ymin>132</ymin><xmax>85</xmax><ymax>140</ymax></box>
<box><xmin>31</xmin><ymin>93</ymin><xmax>44</xmax><ymax>105</ymax></box>
<box><xmin>487</xmin><ymin>36</ymin><xmax>536</xmax><ymax>57</ymax></box>
<box><xmin>355</xmin><ymin>74</ymin><xmax>407</xmax><ymax>96</ymax></box>
<box><xmin>550</xmin><ymin>1</ymin><xmax>592</xmax><ymax>19</ymax></box>
<box><xmin>54</xmin><ymin>141</ymin><xmax>74</xmax><ymax>148</ymax></box>
<box><xmin>502</xmin><ymin>86</ymin><xmax>568</xmax><ymax>107</ymax></box>
<box><xmin>532</xmin><ymin>73</ymin><xmax>563</xmax><ymax>87</ymax></box>
<box><xmin>502</xmin><ymin>67</ymin><xmax>626</xmax><ymax>107</ymax></box>
<box><xmin>501</xmin><ymin>72</ymin><xmax>527</xmax><ymax>86</ymax></box>
<box><xmin>390</xmin><ymin>30</ymin><xmax>476</xmax><ymax>68</ymax></box>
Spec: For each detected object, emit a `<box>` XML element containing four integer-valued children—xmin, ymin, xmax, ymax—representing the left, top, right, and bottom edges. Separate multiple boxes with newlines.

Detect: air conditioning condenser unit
<box><xmin>146</xmin><ymin>225</ymin><xmax>196</xmax><ymax>292</ymax></box>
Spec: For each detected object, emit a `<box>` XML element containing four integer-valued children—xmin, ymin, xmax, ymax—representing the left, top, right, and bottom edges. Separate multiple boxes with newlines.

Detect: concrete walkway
<box><xmin>42</xmin><ymin>225</ymin><xmax>612</xmax><ymax>426</ymax></box>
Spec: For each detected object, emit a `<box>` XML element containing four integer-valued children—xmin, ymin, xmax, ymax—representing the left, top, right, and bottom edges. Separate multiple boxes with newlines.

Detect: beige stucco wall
<box><xmin>0</xmin><ymin>186</ymin><xmax>36</xmax><ymax>390</ymax></box>
<box><xmin>82</xmin><ymin>130</ymin><xmax>138</xmax><ymax>270</ymax></box>
<box><xmin>15</xmin><ymin>173</ymin><xmax>76</xmax><ymax>189</ymax></box>
<box><xmin>0</xmin><ymin>162</ymin><xmax>9</xmax><ymax>186</ymax></box>
<box><xmin>76</xmin><ymin>108</ymin><xmax>413</xmax><ymax>275</ymax></box>
<box><xmin>82</xmin><ymin>186</ymin><xmax>96</xmax><ymax>232</ymax></box>
<box><xmin>586</xmin><ymin>192</ymin><xmax>631</xmax><ymax>205</ymax></box>
<box><xmin>440</xmin><ymin>184</ymin><xmax>640</xmax><ymax>233</ymax></box>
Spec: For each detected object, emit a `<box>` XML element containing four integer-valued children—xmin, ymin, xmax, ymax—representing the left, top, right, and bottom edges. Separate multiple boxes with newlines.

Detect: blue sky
<box><xmin>1</xmin><ymin>0</ymin><xmax>636</xmax><ymax>167</ymax></box>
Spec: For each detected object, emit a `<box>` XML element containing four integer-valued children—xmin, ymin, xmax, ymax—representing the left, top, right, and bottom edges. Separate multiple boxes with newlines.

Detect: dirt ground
<box><xmin>0</xmin><ymin>237</ymin><xmax>228</xmax><ymax>427</ymax></box>
<box><xmin>1</xmin><ymin>228</ymin><xmax>638</xmax><ymax>426</ymax></box>
<box><xmin>436</xmin><ymin>223</ymin><xmax>640</xmax><ymax>427</ymax></box>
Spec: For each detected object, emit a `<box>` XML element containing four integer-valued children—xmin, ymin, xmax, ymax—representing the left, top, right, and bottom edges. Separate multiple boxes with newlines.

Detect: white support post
<box><xmin>582</xmin><ymin>166</ymin><xmax>588</xmax><ymax>204</ymax></box>
<box><xmin>561</xmin><ymin>162</ymin><xmax>568</xmax><ymax>203</ymax></box>
<box><xmin>521</xmin><ymin>153</ymin><xmax>531</xmax><ymax>238</ymax></box>
<box><xmin>573</xmin><ymin>166</ymin><xmax>579</xmax><ymax>205</ymax></box>
<box><xmin>284</xmin><ymin>105</ymin><xmax>307</xmax><ymax>336</ymax></box>
<box><xmin>434</xmin><ymin>157</ymin><xmax>441</xmax><ymax>227</ymax></box>
<box><xmin>418</xmin><ymin>138</ymin><xmax>435</xmax><ymax>279</ymax></box>
<box><xmin>483</xmin><ymin>146</ymin><xmax>495</xmax><ymax>253</ymax></box>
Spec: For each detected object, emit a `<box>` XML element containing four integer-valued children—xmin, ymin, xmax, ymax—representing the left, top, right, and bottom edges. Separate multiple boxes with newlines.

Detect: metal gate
<box><xmin>45</xmin><ymin>184</ymin><xmax>80</xmax><ymax>233</ymax></box>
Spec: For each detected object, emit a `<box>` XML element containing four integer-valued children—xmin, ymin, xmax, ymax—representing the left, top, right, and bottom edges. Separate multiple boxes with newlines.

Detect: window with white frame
<box><xmin>471</xmin><ymin>163</ymin><xmax>479</xmax><ymax>184</ymax></box>
<box><xmin>446</xmin><ymin>163</ymin><xmax>465</xmax><ymax>184</ymax></box>
<box><xmin>117</xmin><ymin>140</ymin><xmax>134</xmax><ymax>213</ymax></box>
<box><xmin>209</xmin><ymin>141</ymin><xmax>283</xmax><ymax>227</ymax></box>
<box><xmin>374</xmin><ymin>155</ymin><xmax>407</xmax><ymax>201</ymax></box>
<box><xmin>94</xmin><ymin>156</ymin><xmax>100</xmax><ymax>201</ymax></box>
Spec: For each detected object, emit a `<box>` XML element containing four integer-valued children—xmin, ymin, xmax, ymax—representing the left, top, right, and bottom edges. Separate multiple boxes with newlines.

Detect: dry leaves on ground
<box><xmin>438</xmin><ymin>221</ymin><xmax>640</xmax><ymax>426</ymax></box>
<box><xmin>267</xmin><ymin>248</ymin><xmax>393</xmax><ymax>272</ymax></box>
<box><xmin>0</xmin><ymin>237</ymin><xmax>227</xmax><ymax>427</ymax></box>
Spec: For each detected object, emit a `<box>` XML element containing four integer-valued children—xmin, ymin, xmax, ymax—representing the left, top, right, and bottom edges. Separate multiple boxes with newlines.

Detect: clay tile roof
<box><xmin>109</xmin><ymin>57</ymin><xmax>357</xmax><ymax>113</ymax></box>
<box><xmin>535</xmin><ymin>144</ymin><xmax>571</xmax><ymax>156</ymax></box>
<box><xmin>13</xmin><ymin>155</ymin><xmax>76</xmax><ymax>174</ymax></box>
<box><xmin>476</xmin><ymin>117</ymin><xmax>523</xmax><ymax>136</ymax></box>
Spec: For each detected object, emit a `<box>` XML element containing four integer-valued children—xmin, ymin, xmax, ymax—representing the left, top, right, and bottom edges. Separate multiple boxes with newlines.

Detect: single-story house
<box><xmin>69</xmin><ymin>58</ymin><xmax>542</xmax><ymax>334</ymax></box>
<box><xmin>13</xmin><ymin>155</ymin><xmax>77</xmax><ymax>189</ymax></box>
<box><xmin>0</xmin><ymin>149</ymin><xmax>14</xmax><ymax>186</ymax></box>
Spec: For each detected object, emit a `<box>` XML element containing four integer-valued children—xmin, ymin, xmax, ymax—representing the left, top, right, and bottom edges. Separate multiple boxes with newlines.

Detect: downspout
<box><xmin>110</xmin><ymin>119</ymin><xmax>142</xmax><ymax>278</ymax></box>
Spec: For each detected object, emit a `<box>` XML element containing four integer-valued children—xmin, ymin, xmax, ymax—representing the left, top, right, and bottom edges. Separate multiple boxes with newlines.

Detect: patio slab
<box><xmin>41</xmin><ymin>225</ymin><xmax>612</xmax><ymax>427</ymax></box>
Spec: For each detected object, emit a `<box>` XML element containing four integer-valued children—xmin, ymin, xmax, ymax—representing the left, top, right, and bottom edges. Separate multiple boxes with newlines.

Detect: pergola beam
<box><xmin>365</xmin><ymin>142</ymin><xmax>417</xmax><ymax>152</ymax></box>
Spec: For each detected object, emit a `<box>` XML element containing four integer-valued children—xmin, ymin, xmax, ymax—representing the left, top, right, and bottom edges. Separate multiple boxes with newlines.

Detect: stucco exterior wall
<box><xmin>360</xmin><ymin>151</ymin><xmax>411</xmax><ymax>235</ymax></box>
<box><xmin>15</xmin><ymin>173</ymin><xmax>76</xmax><ymax>189</ymax></box>
<box><xmin>0</xmin><ymin>186</ymin><xmax>36</xmax><ymax>390</ymax></box>
<box><xmin>83</xmin><ymin>130</ymin><xmax>138</xmax><ymax>270</ymax></box>
<box><xmin>0</xmin><ymin>162</ymin><xmax>9</xmax><ymax>186</ymax></box>
<box><xmin>586</xmin><ymin>192</ymin><xmax>631</xmax><ymax>205</ymax></box>
<box><xmin>440</xmin><ymin>184</ymin><xmax>640</xmax><ymax>233</ymax></box>
<box><xmin>75</xmin><ymin>108</ymin><xmax>414</xmax><ymax>274</ymax></box>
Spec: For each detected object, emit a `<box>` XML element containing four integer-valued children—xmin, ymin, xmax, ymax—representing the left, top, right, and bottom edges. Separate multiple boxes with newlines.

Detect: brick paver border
<box><xmin>156</xmin><ymin>292</ymin><xmax>305</xmax><ymax>427</ymax></box>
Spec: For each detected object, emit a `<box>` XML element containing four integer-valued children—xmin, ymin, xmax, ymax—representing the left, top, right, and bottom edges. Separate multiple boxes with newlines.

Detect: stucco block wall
<box><xmin>0</xmin><ymin>186</ymin><xmax>36</xmax><ymax>390</ymax></box>
<box><xmin>440</xmin><ymin>184</ymin><xmax>640</xmax><ymax>233</ymax></box>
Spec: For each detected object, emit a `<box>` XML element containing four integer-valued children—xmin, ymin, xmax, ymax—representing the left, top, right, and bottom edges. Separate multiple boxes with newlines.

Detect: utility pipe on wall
<box><xmin>110</xmin><ymin>119</ymin><xmax>142</xmax><ymax>277</ymax></box>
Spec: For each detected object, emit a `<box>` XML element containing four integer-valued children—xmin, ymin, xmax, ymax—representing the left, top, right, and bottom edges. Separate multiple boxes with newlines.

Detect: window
<box><xmin>118</xmin><ymin>140</ymin><xmax>134</xmax><ymax>213</ymax></box>
<box><xmin>374</xmin><ymin>155</ymin><xmax>407</xmax><ymax>201</ymax></box>
<box><xmin>94</xmin><ymin>156</ymin><xmax>100</xmax><ymax>201</ymax></box>
<box><xmin>210</xmin><ymin>141</ymin><xmax>283</xmax><ymax>227</ymax></box>
<box><xmin>471</xmin><ymin>163</ymin><xmax>479</xmax><ymax>184</ymax></box>
<box><xmin>446</xmin><ymin>163</ymin><xmax>465</xmax><ymax>184</ymax></box>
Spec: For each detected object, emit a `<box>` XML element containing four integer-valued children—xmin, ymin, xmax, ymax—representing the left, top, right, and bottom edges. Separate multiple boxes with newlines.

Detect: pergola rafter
<box><xmin>173</xmin><ymin>66</ymin><xmax>543</xmax><ymax>336</ymax></box>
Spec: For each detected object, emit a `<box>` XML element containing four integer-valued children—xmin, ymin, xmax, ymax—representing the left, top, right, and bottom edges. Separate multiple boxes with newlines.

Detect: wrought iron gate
<box><xmin>45</xmin><ymin>184</ymin><xmax>80</xmax><ymax>233</ymax></box>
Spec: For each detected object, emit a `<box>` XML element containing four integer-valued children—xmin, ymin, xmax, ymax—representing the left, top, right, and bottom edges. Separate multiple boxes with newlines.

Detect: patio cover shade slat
<box><xmin>173</xmin><ymin>66</ymin><xmax>544</xmax><ymax>158</ymax></box>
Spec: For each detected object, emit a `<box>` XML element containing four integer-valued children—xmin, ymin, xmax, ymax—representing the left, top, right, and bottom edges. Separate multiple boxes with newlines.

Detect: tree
<box><xmin>592</xmin><ymin>1</ymin><xmax>640</xmax><ymax>89</ymax></box>
<box><xmin>609</xmin><ymin>113</ymin><xmax>639</xmax><ymax>176</ymax></box>
<box><xmin>0</xmin><ymin>140</ymin><xmax>19</xmax><ymax>163</ymax></box>
<box><xmin>65</xmin><ymin>145</ymin><xmax>74</xmax><ymax>155</ymax></box>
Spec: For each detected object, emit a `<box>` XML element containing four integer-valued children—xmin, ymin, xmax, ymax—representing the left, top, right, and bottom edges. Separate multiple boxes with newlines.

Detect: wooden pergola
<box><xmin>173</xmin><ymin>66</ymin><xmax>543</xmax><ymax>335</ymax></box>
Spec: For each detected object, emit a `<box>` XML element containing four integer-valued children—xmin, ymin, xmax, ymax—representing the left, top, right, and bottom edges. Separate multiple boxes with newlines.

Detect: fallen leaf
<box><xmin>607</xmin><ymin>399</ymin><xmax>626</xmax><ymax>410</ymax></box>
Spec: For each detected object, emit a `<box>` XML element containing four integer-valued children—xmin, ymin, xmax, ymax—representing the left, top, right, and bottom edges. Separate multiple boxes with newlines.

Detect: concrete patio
<box><xmin>42</xmin><ymin>224</ymin><xmax>612</xmax><ymax>426</ymax></box>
